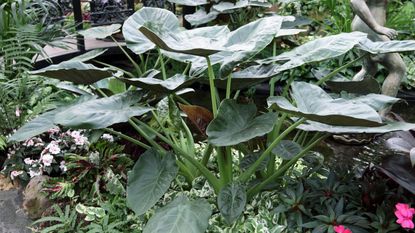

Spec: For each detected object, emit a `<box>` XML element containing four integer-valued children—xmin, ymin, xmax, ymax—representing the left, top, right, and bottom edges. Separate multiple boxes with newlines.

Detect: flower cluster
<box><xmin>395</xmin><ymin>203</ymin><xmax>415</xmax><ymax>229</ymax></box>
<box><xmin>1</xmin><ymin>128</ymin><xmax>99</xmax><ymax>182</ymax></box>
<box><xmin>334</xmin><ymin>225</ymin><xmax>352</xmax><ymax>233</ymax></box>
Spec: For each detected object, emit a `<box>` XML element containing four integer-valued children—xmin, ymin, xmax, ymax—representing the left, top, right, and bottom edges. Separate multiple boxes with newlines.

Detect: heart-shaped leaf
<box><xmin>30</xmin><ymin>60</ymin><xmax>115</xmax><ymax>85</ymax></box>
<box><xmin>272</xmin><ymin>140</ymin><xmax>302</xmax><ymax>160</ymax></box>
<box><xmin>267</xmin><ymin>82</ymin><xmax>383</xmax><ymax>127</ymax></box>
<box><xmin>79</xmin><ymin>24</ymin><xmax>121</xmax><ymax>39</ymax></box>
<box><xmin>54</xmin><ymin>91</ymin><xmax>153</xmax><ymax>129</ymax></box>
<box><xmin>207</xmin><ymin>99</ymin><xmax>277</xmax><ymax>146</ymax></box>
<box><xmin>122</xmin><ymin>7</ymin><xmax>179</xmax><ymax>55</ymax></box>
<box><xmin>143</xmin><ymin>196</ymin><xmax>211</xmax><ymax>233</ymax></box>
<box><xmin>239</xmin><ymin>152</ymin><xmax>269</xmax><ymax>171</ymax></box>
<box><xmin>127</xmin><ymin>149</ymin><xmax>178</xmax><ymax>216</ymax></box>
<box><xmin>218</xmin><ymin>183</ymin><xmax>247</xmax><ymax>225</ymax></box>
<box><xmin>377</xmin><ymin>155</ymin><xmax>415</xmax><ymax>194</ymax></box>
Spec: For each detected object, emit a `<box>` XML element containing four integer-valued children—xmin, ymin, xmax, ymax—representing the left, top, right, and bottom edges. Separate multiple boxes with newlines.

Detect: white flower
<box><xmin>46</xmin><ymin>141</ymin><xmax>61</xmax><ymax>155</ymax></box>
<box><xmin>59</xmin><ymin>161</ymin><xmax>67</xmax><ymax>173</ymax></box>
<box><xmin>74</xmin><ymin>135</ymin><xmax>88</xmax><ymax>146</ymax></box>
<box><xmin>101</xmin><ymin>134</ymin><xmax>114</xmax><ymax>142</ymax></box>
<box><xmin>24</xmin><ymin>158</ymin><xmax>34</xmax><ymax>165</ymax></box>
<box><xmin>10</xmin><ymin>170</ymin><xmax>23</xmax><ymax>180</ymax></box>
<box><xmin>70</xmin><ymin>131</ymin><xmax>81</xmax><ymax>138</ymax></box>
<box><xmin>41</xmin><ymin>153</ymin><xmax>54</xmax><ymax>167</ymax></box>
<box><xmin>28</xmin><ymin>168</ymin><xmax>42</xmax><ymax>178</ymax></box>
<box><xmin>24</xmin><ymin>139</ymin><xmax>34</xmax><ymax>147</ymax></box>
<box><xmin>15</xmin><ymin>107</ymin><xmax>20</xmax><ymax>117</ymax></box>
<box><xmin>48</xmin><ymin>127</ymin><xmax>60</xmax><ymax>134</ymax></box>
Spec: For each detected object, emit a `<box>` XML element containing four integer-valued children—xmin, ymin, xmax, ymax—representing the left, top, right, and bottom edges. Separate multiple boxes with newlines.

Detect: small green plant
<box><xmin>32</xmin><ymin>204</ymin><xmax>82</xmax><ymax>233</ymax></box>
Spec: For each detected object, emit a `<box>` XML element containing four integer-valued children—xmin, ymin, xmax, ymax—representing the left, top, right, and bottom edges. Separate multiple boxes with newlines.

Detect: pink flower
<box><xmin>10</xmin><ymin>170</ymin><xmax>23</xmax><ymax>180</ymax></box>
<box><xmin>395</xmin><ymin>203</ymin><xmax>415</xmax><ymax>229</ymax></box>
<box><xmin>334</xmin><ymin>225</ymin><xmax>352</xmax><ymax>233</ymax></box>
<box><xmin>46</xmin><ymin>141</ymin><xmax>61</xmax><ymax>155</ymax></box>
<box><xmin>41</xmin><ymin>153</ymin><xmax>54</xmax><ymax>167</ymax></box>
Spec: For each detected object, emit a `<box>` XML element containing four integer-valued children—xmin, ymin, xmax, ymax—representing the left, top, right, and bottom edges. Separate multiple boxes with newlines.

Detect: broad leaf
<box><xmin>218</xmin><ymin>183</ymin><xmax>247</xmax><ymax>224</ymax></box>
<box><xmin>377</xmin><ymin>155</ymin><xmax>415</xmax><ymax>194</ymax></box>
<box><xmin>54</xmin><ymin>91</ymin><xmax>153</xmax><ymax>129</ymax></box>
<box><xmin>184</xmin><ymin>8</ymin><xmax>219</xmax><ymax>26</ymax></box>
<box><xmin>358</xmin><ymin>39</ymin><xmax>415</xmax><ymax>54</ymax></box>
<box><xmin>30</xmin><ymin>61</ymin><xmax>115</xmax><ymax>85</ymax></box>
<box><xmin>267</xmin><ymin>82</ymin><xmax>383</xmax><ymax>127</ymax></box>
<box><xmin>68</xmin><ymin>49</ymin><xmax>108</xmax><ymax>62</ymax></box>
<box><xmin>212</xmin><ymin>0</ymin><xmax>271</xmax><ymax>13</ymax></box>
<box><xmin>276</xmin><ymin>28</ymin><xmax>307</xmax><ymax>37</ymax></box>
<box><xmin>139</xmin><ymin>26</ymin><xmax>225</xmax><ymax>56</ymax></box>
<box><xmin>122</xmin><ymin>7</ymin><xmax>179</xmax><ymax>54</ymax></box>
<box><xmin>272</xmin><ymin>140</ymin><xmax>302</xmax><ymax>160</ymax></box>
<box><xmin>167</xmin><ymin>0</ymin><xmax>208</xmax><ymax>6</ymax></box>
<box><xmin>347</xmin><ymin>94</ymin><xmax>400</xmax><ymax>112</ymax></box>
<box><xmin>239</xmin><ymin>152</ymin><xmax>269</xmax><ymax>171</ymax></box>
<box><xmin>79</xmin><ymin>24</ymin><xmax>121</xmax><ymax>39</ymax></box>
<box><xmin>207</xmin><ymin>99</ymin><xmax>277</xmax><ymax>146</ymax></box>
<box><xmin>8</xmin><ymin>111</ymin><xmax>57</xmax><ymax>142</ymax></box>
<box><xmin>127</xmin><ymin>149</ymin><xmax>178</xmax><ymax>216</ymax></box>
<box><xmin>121</xmin><ymin>73</ymin><xmax>196</xmax><ymax>93</ymax></box>
<box><xmin>143</xmin><ymin>196</ymin><xmax>211</xmax><ymax>233</ymax></box>
<box><xmin>9</xmin><ymin>96</ymin><xmax>97</xmax><ymax>141</ymax></box>
<box><xmin>298</xmin><ymin>120</ymin><xmax>415</xmax><ymax>134</ymax></box>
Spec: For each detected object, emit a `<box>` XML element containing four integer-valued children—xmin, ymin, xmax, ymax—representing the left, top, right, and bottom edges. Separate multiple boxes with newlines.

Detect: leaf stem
<box><xmin>103</xmin><ymin>128</ymin><xmax>150</xmax><ymax>150</ymax></box>
<box><xmin>316</xmin><ymin>54</ymin><xmax>366</xmax><ymax>85</ymax></box>
<box><xmin>206</xmin><ymin>56</ymin><xmax>218</xmax><ymax>116</ymax></box>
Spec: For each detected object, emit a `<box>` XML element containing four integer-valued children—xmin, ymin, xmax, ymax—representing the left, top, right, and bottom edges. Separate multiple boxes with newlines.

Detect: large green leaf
<box><xmin>8</xmin><ymin>111</ymin><xmax>57</xmax><ymax>142</ymax></box>
<box><xmin>167</xmin><ymin>0</ymin><xmax>208</xmax><ymax>6</ymax></box>
<box><xmin>30</xmin><ymin>61</ymin><xmax>115</xmax><ymax>85</ymax></box>
<box><xmin>68</xmin><ymin>49</ymin><xmax>108</xmax><ymax>62</ymax></box>
<box><xmin>218</xmin><ymin>183</ymin><xmax>247</xmax><ymax>225</ymax></box>
<box><xmin>298</xmin><ymin>120</ymin><xmax>415</xmax><ymax>134</ymax></box>
<box><xmin>143</xmin><ymin>196</ymin><xmax>211</xmax><ymax>233</ymax></box>
<box><xmin>267</xmin><ymin>82</ymin><xmax>383</xmax><ymax>127</ymax></box>
<box><xmin>79</xmin><ymin>24</ymin><xmax>121</xmax><ymax>39</ymax></box>
<box><xmin>127</xmin><ymin>149</ymin><xmax>178</xmax><ymax>216</ymax></box>
<box><xmin>212</xmin><ymin>0</ymin><xmax>271</xmax><ymax>13</ymax></box>
<box><xmin>8</xmin><ymin>96</ymin><xmax>97</xmax><ymax>142</ymax></box>
<box><xmin>122</xmin><ymin>7</ymin><xmax>179</xmax><ymax>55</ymax></box>
<box><xmin>344</xmin><ymin>94</ymin><xmax>400</xmax><ymax>112</ymax></box>
<box><xmin>121</xmin><ymin>73</ymin><xmax>196</xmax><ymax>93</ymax></box>
<box><xmin>54</xmin><ymin>91</ymin><xmax>152</xmax><ymax>129</ymax></box>
<box><xmin>184</xmin><ymin>8</ymin><xmax>219</xmax><ymax>26</ymax></box>
<box><xmin>207</xmin><ymin>100</ymin><xmax>277</xmax><ymax>146</ymax></box>
<box><xmin>272</xmin><ymin>140</ymin><xmax>302</xmax><ymax>160</ymax></box>
<box><xmin>139</xmin><ymin>26</ymin><xmax>225</xmax><ymax>56</ymax></box>
<box><xmin>358</xmin><ymin>39</ymin><xmax>415</xmax><ymax>54</ymax></box>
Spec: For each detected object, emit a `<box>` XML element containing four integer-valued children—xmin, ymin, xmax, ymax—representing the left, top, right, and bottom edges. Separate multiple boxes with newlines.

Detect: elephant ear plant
<box><xmin>9</xmin><ymin>7</ymin><xmax>415</xmax><ymax>232</ymax></box>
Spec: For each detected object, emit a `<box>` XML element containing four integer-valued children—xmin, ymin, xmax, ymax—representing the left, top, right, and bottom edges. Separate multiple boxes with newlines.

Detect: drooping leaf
<box><xmin>358</xmin><ymin>39</ymin><xmax>415</xmax><ymax>54</ymax></box>
<box><xmin>55</xmin><ymin>82</ymin><xmax>91</xmax><ymax>95</ymax></box>
<box><xmin>122</xmin><ymin>7</ymin><xmax>179</xmax><ymax>55</ymax></box>
<box><xmin>207</xmin><ymin>99</ymin><xmax>277</xmax><ymax>146</ymax></box>
<box><xmin>143</xmin><ymin>196</ymin><xmax>211</xmax><ymax>233</ymax></box>
<box><xmin>347</xmin><ymin>94</ymin><xmax>401</xmax><ymax>112</ymax></box>
<box><xmin>79</xmin><ymin>24</ymin><xmax>121</xmax><ymax>39</ymax></box>
<box><xmin>218</xmin><ymin>183</ymin><xmax>247</xmax><ymax>224</ymax></box>
<box><xmin>167</xmin><ymin>0</ymin><xmax>208</xmax><ymax>6</ymax></box>
<box><xmin>267</xmin><ymin>82</ymin><xmax>383</xmax><ymax>127</ymax></box>
<box><xmin>179</xmin><ymin>104</ymin><xmax>213</xmax><ymax>135</ymax></box>
<box><xmin>54</xmin><ymin>91</ymin><xmax>152</xmax><ymax>129</ymax></box>
<box><xmin>272</xmin><ymin>140</ymin><xmax>302</xmax><ymax>160</ymax></box>
<box><xmin>386</xmin><ymin>138</ymin><xmax>414</xmax><ymax>153</ymax></box>
<box><xmin>121</xmin><ymin>73</ymin><xmax>196</xmax><ymax>93</ymax></box>
<box><xmin>184</xmin><ymin>8</ymin><xmax>219</xmax><ymax>26</ymax></box>
<box><xmin>377</xmin><ymin>155</ymin><xmax>415</xmax><ymax>194</ymax></box>
<box><xmin>127</xmin><ymin>149</ymin><xmax>178</xmax><ymax>216</ymax></box>
<box><xmin>8</xmin><ymin>111</ymin><xmax>57</xmax><ymax>142</ymax></box>
<box><xmin>298</xmin><ymin>120</ymin><xmax>415</xmax><ymax>134</ymax></box>
<box><xmin>9</xmin><ymin>96</ymin><xmax>97</xmax><ymax>141</ymax></box>
<box><xmin>30</xmin><ymin>61</ymin><xmax>115</xmax><ymax>85</ymax></box>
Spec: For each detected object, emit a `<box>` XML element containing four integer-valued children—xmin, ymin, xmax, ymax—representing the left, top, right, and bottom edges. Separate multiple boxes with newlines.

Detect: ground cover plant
<box><xmin>1</xmin><ymin>2</ymin><xmax>415</xmax><ymax>233</ymax></box>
